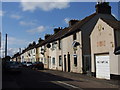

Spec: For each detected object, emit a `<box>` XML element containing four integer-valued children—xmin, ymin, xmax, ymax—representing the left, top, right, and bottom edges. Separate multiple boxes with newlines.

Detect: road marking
<box><xmin>56</xmin><ymin>81</ymin><xmax>79</xmax><ymax>89</ymax></box>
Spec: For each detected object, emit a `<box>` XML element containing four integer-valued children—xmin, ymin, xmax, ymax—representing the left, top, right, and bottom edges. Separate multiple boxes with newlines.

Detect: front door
<box><xmin>68</xmin><ymin>53</ymin><xmax>70</xmax><ymax>72</ymax></box>
<box><xmin>64</xmin><ymin>55</ymin><xmax>66</xmax><ymax>72</ymax></box>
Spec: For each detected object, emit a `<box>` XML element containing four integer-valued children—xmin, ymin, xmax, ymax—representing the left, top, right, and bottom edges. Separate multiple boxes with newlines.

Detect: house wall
<box><xmin>32</xmin><ymin>48</ymin><xmax>36</xmax><ymax>62</ymax></box>
<box><xmin>48</xmin><ymin>42</ymin><xmax>58</xmax><ymax>70</ymax></box>
<box><xmin>109</xmin><ymin>51</ymin><xmax>120</xmax><ymax>75</ymax></box>
<box><xmin>24</xmin><ymin>52</ymin><xmax>28</xmax><ymax>62</ymax></box>
<box><xmin>21</xmin><ymin>54</ymin><xmax>25</xmax><ymax>62</ymax></box>
<box><xmin>62</xmin><ymin>31</ymin><xmax>82</xmax><ymax>73</ymax></box>
<box><xmin>17</xmin><ymin>56</ymin><xmax>21</xmax><ymax>62</ymax></box>
<box><xmin>56</xmin><ymin>47</ymin><xmax>62</xmax><ymax>71</ymax></box>
<box><xmin>90</xmin><ymin>18</ymin><xmax>119</xmax><ymax>75</ymax></box>
<box><xmin>39</xmin><ymin>46</ymin><xmax>44</xmax><ymax>63</ymax></box>
<box><xmin>44</xmin><ymin>45</ymin><xmax>49</xmax><ymax>69</ymax></box>
<box><xmin>62</xmin><ymin>35</ymin><xmax>72</xmax><ymax>72</ymax></box>
<box><xmin>36</xmin><ymin>47</ymin><xmax>39</xmax><ymax>62</ymax></box>
<box><xmin>81</xmin><ymin>14</ymin><xmax>116</xmax><ymax>73</ymax></box>
<box><xmin>27</xmin><ymin>50</ymin><xmax>31</xmax><ymax>62</ymax></box>
<box><xmin>118</xmin><ymin>55</ymin><xmax>120</xmax><ymax>74</ymax></box>
<box><xmin>49</xmin><ymin>47</ymin><xmax>57</xmax><ymax>70</ymax></box>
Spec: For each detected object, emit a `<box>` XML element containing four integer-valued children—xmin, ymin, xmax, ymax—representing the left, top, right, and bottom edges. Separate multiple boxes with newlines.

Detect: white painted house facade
<box><xmin>90</xmin><ymin>18</ymin><xmax>120</xmax><ymax>79</ymax></box>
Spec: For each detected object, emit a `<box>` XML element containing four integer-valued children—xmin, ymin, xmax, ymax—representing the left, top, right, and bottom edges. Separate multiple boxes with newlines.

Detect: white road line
<box><xmin>56</xmin><ymin>81</ymin><xmax>79</xmax><ymax>89</ymax></box>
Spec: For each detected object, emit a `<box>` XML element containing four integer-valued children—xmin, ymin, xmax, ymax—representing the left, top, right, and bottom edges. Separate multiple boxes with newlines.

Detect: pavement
<box><xmin>40</xmin><ymin>69</ymin><xmax>120</xmax><ymax>89</ymax></box>
<box><xmin>2</xmin><ymin>68</ymin><xmax>120</xmax><ymax>90</ymax></box>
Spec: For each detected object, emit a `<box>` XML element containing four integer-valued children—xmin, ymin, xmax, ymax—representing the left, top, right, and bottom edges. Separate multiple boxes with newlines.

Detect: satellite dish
<box><xmin>41</xmin><ymin>48</ymin><xmax>44</xmax><ymax>51</ymax></box>
<box><xmin>47</xmin><ymin>43</ymin><xmax>51</xmax><ymax>48</ymax></box>
<box><xmin>41</xmin><ymin>52</ymin><xmax>44</xmax><ymax>55</ymax></box>
<box><xmin>72</xmin><ymin>41</ymin><xmax>80</xmax><ymax>47</ymax></box>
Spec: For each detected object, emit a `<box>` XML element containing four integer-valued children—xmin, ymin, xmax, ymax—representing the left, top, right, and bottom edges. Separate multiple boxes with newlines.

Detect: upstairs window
<box><xmin>51</xmin><ymin>43</ymin><xmax>56</xmax><ymax>50</ymax></box>
<box><xmin>34</xmin><ymin>49</ymin><xmax>35</xmax><ymax>53</ymax></box>
<box><xmin>58</xmin><ymin>40</ymin><xmax>62</xmax><ymax>50</ymax></box>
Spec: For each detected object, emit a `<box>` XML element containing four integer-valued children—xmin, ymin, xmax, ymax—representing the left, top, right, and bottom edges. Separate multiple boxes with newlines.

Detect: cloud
<box><xmin>8</xmin><ymin>48</ymin><xmax>19</xmax><ymax>57</ymax></box>
<box><xmin>0</xmin><ymin>10</ymin><xmax>5</xmax><ymax>16</ymax></box>
<box><xmin>0</xmin><ymin>46</ymin><xmax>19</xmax><ymax>57</ymax></box>
<box><xmin>8</xmin><ymin>36</ymin><xmax>28</xmax><ymax>45</ymax></box>
<box><xmin>10</xmin><ymin>14</ymin><xmax>21</xmax><ymax>19</ymax></box>
<box><xmin>26</xmin><ymin>26</ymin><xmax>46</xmax><ymax>34</ymax></box>
<box><xmin>19</xmin><ymin>21</ymin><xmax>36</xmax><ymax>26</ymax></box>
<box><xmin>0</xmin><ymin>36</ymin><xmax>28</xmax><ymax>57</ymax></box>
<box><xmin>20</xmin><ymin>2</ymin><xmax>70</xmax><ymax>12</ymax></box>
<box><xmin>64</xmin><ymin>17</ymin><xmax>70</xmax><ymax>24</ymax></box>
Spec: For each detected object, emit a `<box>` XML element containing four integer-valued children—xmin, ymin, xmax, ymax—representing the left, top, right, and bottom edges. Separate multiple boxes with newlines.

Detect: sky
<box><xmin>0</xmin><ymin>1</ymin><xmax>119</xmax><ymax>57</ymax></box>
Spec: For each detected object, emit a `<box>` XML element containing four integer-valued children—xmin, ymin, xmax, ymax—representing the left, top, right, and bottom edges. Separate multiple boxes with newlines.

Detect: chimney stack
<box><xmin>45</xmin><ymin>34</ymin><xmax>52</xmax><ymax>40</ymax></box>
<box><xmin>95</xmin><ymin>2</ymin><xmax>111</xmax><ymax>14</ymax></box>
<box><xmin>38</xmin><ymin>38</ymin><xmax>44</xmax><ymax>43</ymax></box>
<box><xmin>54</xmin><ymin>27</ymin><xmax>62</xmax><ymax>34</ymax></box>
<box><xmin>69</xmin><ymin>19</ymin><xmax>79</xmax><ymax>27</ymax></box>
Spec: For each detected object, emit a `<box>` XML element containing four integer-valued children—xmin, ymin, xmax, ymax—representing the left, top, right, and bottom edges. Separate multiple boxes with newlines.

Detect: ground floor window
<box><xmin>41</xmin><ymin>58</ymin><xmax>43</xmax><ymax>62</ymax></box>
<box><xmin>74</xmin><ymin>55</ymin><xmax>77</xmax><ymax>66</ymax></box>
<box><xmin>52</xmin><ymin>57</ymin><xmax>55</xmax><ymax>65</ymax></box>
<box><xmin>59</xmin><ymin>55</ymin><xmax>62</xmax><ymax>66</ymax></box>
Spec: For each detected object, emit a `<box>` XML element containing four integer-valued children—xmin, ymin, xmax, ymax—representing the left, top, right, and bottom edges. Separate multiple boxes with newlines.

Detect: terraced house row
<box><xmin>12</xmin><ymin>2</ymin><xmax>120</xmax><ymax>80</ymax></box>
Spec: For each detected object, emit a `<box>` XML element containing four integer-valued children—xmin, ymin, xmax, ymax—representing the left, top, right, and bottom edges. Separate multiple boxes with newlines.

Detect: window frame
<box><xmin>59</xmin><ymin>55</ymin><xmax>62</xmax><ymax>66</ymax></box>
<box><xmin>74</xmin><ymin>55</ymin><xmax>77</xmax><ymax>66</ymax></box>
<box><xmin>52</xmin><ymin>57</ymin><xmax>55</xmax><ymax>65</ymax></box>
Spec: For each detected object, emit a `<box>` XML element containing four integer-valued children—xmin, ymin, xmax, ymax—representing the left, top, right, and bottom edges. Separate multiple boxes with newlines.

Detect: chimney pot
<box><xmin>95</xmin><ymin>2</ymin><xmax>111</xmax><ymax>14</ymax></box>
<box><xmin>54</xmin><ymin>27</ymin><xmax>62</xmax><ymax>34</ymax></box>
<box><xmin>45</xmin><ymin>34</ymin><xmax>52</xmax><ymax>39</ymax></box>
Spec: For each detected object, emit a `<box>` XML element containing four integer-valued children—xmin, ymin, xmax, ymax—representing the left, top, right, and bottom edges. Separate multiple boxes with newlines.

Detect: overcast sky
<box><xmin>0</xmin><ymin>2</ymin><xmax>118</xmax><ymax>57</ymax></box>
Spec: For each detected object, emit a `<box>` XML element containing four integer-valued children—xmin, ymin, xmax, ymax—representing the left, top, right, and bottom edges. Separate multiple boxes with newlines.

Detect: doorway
<box><xmin>67</xmin><ymin>52</ymin><xmax>70</xmax><ymax>72</ymax></box>
<box><xmin>64</xmin><ymin>55</ymin><xmax>66</xmax><ymax>72</ymax></box>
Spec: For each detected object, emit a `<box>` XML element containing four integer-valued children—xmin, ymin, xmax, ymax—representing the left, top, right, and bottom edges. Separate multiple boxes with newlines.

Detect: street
<box><xmin>2</xmin><ymin>67</ymin><xmax>119</xmax><ymax>90</ymax></box>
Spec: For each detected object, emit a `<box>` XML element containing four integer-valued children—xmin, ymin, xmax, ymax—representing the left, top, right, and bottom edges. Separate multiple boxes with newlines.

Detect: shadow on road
<box><xmin>2</xmin><ymin>68</ymin><xmax>76</xmax><ymax>90</ymax></box>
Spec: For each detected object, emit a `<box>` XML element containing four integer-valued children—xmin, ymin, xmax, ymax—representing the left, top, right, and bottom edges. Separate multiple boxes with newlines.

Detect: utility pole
<box><xmin>5</xmin><ymin>34</ymin><xmax>7</xmax><ymax>57</ymax></box>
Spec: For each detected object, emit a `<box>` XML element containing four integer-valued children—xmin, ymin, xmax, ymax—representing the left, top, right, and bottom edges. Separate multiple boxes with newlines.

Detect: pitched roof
<box><xmin>40</xmin><ymin>27</ymin><xmax>70</xmax><ymax>46</ymax></box>
<box><xmin>37</xmin><ymin>13</ymin><xmax>97</xmax><ymax>46</ymax></box>
<box><xmin>101</xmin><ymin>18</ymin><xmax>120</xmax><ymax>30</ymax></box>
<box><xmin>36</xmin><ymin>12</ymin><xmax>118</xmax><ymax>47</ymax></box>
<box><xmin>20</xmin><ymin>43</ymin><xmax>36</xmax><ymax>55</ymax></box>
<box><xmin>63</xmin><ymin>13</ymin><xmax>97</xmax><ymax>37</ymax></box>
<box><xmin>12</xmin><ymin>52</ymin><xmax>20</xmax><ymax>58</ymax></box>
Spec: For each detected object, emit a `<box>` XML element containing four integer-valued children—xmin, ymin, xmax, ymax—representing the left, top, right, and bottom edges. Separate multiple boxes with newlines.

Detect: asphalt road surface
<box><xmin>2</xmin><ymin>68</ymin><xmax>83</xmax><ymax>90</ymax></box>
<box><xmin>2</xmin><ymin>68</ymin><xmax>119</xmax><ymax>90</ymax></box>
